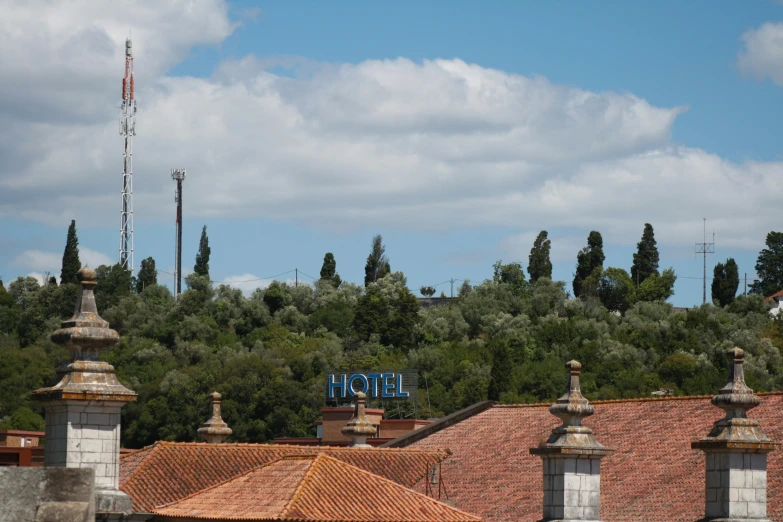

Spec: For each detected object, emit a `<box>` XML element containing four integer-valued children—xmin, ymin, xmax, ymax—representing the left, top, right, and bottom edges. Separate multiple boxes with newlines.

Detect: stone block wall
<box><xmin>44</xmin><ymin>401</ymin><xmax>122</xmax><ymax>490</ymax></box>
<box><xmin>0</xmin><ymin>467</ymin><xmax>94</xmax><ymax>522</ymax></box>
<box><xmin>542</xmin><ymin>456</ymin><xmax>601</xmax><ymax>520</ymax></box>
<box><xmin>705</xmin><ymin>452</ymin><xmax>768</xmax><ymax>520</ymax></box>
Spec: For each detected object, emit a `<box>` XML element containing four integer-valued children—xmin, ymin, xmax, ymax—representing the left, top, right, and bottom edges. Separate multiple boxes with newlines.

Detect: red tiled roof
<box><xmin>120</xmin><ymin>441</ymin><xmax>450</xmax><ymax>512</ymax></box>
<box><xmin>154</xmin><ymin>454</ymin><xmax>482</xmax><ymax>521</ymax></box>
<box><xmin>765</xmin><ymin>289</ymin><xmax>783</xmax><ymax>303</ymax></box>
<box><xmin>404</xmin><ymin>392</ymin><xmax>783</xmax><ymax>522</ymax></box>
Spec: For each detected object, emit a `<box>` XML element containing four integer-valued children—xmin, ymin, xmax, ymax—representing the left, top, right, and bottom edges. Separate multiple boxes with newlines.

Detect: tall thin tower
<box><xmin>695</xmin><ymin>218</ymin><xmax>715</xmax><ymax>304</ymax></box>
<box><xmin>171</xmin><ymin>169</ymin><xmax>186</xmax><ymax>297</ymax></box>
<box><xmin>119</xmin><ymin>37</ymin><xmax>137</xmax><ymax>275</ymax></box>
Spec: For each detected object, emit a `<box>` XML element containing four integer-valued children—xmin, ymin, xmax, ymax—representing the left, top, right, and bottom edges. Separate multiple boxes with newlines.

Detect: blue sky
<box><xmin>1</xmin><ymin>1</ymin><xmax>782</xmax><ymax>306</ymax></box>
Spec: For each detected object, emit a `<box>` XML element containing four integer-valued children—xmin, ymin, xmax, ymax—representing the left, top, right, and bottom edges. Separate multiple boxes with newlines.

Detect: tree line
<box><xmin>0</xmin><ymin>221</ymin><xmax>782</xmax><ymax>447</ymax></box>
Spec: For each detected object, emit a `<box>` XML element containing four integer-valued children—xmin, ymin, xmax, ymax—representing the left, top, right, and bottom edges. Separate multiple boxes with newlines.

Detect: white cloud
<box><xmin>0</xmin><ymin>1</ymin><xmax>781</xmax><ymax>258</ymax></box>
<box><xmin>14</xmin><ymin>247</ymin><xmax>114</xmax><ymax>273</ymax></box>
<box><xmin>738</xmin><ymin>22</ymin><xmax>783</xmax><ymax>86</ymax></box>
<box><xmin>26</xmin><ymin>272</ymin><xmax>47</xmax><ymax>285</ymax></box>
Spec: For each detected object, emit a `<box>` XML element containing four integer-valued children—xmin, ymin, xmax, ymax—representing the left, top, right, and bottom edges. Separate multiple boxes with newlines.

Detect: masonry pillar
<box><xmin>197</xmin><ymin>392</ymin><xmax>232</xmax><ymax>443</ymax></box>
<box><xmin>692</xmin><ymin>348</ymin><xmax>778</xmax><ymax>522</ymax></box>
<box><xmin>530</xmin><ymin>360</ymin><xmax>612</xmax><ymax>522</ymax></box>
<box><xmin>341</xmin><ymin>392</ymin><xmax>377</xmax><ymax>448</ymax></box>
<box><xmin>33</xmin><ymin>267</ymin><xmax>137</xmax><ymax>514</ymax></box>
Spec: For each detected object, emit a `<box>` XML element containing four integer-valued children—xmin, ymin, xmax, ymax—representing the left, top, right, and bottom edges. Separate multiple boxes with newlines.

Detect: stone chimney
<box><xmin>692</xmin><ymin>348</ymin><xmax>778</xmax><ymax>522</ymax></box>
<box><xmin>341</xmin><ymin>392</ymin><xmax>376</xmax><ymax>448</ymax></box>
<box><xmin>33</xmin><ymin>267</ymin><xmax>137</xmax><ymax>514</ymax></box>
<box><xmin>530</xmin><ymin>360</ymin><xmax>613</xmax><ymax>522</ymax></box>
<box><xmin>197</xmin><ymin>392</ymin><xmax>232</xmax><ymax>443</ymax></box>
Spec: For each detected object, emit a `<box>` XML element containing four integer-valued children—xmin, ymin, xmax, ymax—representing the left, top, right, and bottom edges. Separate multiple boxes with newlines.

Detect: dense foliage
<box><xmin>753</xmin><ymin>232</ymin><xmax>783</xmax><ymax>296</ymax></box>
<box><xmin>573</xmin><ymin>231</ymin><xmax>605</xmax><ymax>298</ymax></box>
<box><xmin>528</xmin><ymin>231</ymin><xmax>553</xmax><ymax>283</ymax></box>
<box><xmin>631</xmin><ymin>223</ymin><xmax>659</xmax><ymax>286</ymax></box>
<box><xmin>1</xmin><ymin>226</ymin><xmax>782</xmax><ymax>448</ymax></box>
<box><xmin>712</xmin><ymin>258</ymin><xmax>739</xmax><ymax>307</ymax></box>
<box><xmin>60</xmin><ymin>220</ymin><xmax>80</xmax><ymax>285</ymax></box>
<box><xmin>194</xmin><ymin>226</ymin><xmax>211</xmax><ymax>278</ymax></box>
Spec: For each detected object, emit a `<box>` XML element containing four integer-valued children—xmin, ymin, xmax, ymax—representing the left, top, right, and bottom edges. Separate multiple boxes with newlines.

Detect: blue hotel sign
<box><xmin>325</xmin><ymin>370</ymin><xmax>418</xmax><ymax>402</ymax></box>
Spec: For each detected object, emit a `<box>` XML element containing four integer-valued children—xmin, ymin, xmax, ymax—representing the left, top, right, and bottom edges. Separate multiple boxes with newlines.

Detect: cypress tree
<box><xmin>488</xmin><ymin>339</ymin><xmax>512</xmax><ymax>401</ymax></box>
<box><xmin>752</xmin><ymin>231</ymin><xmax>783</xmax><ymax>296</ymax></box>
<box><xmin>319</xmin><ymin>253</ymin><xmax>341</xmax><ymax>287</ymax></box>
<box><xmin>573</xmin><ymin>231</ymin><xmax>604</xmax><ymax>298</ymax></box>
<box><xmin>528</xmin><ymin>230</ymin><xmax>553</xmax><ymax>283</ymax></box>
<box><xmin>364</xmin><ymin>235</ymin><xmax>390</xmax><ymax>286</ymax></box>
<box><xmin>711</xmin><ymin>258</ymin><xmax>739</xmax><ymax>307</ymax></box>
<box><xmin>60</xmin><ymin>220</ymin><xmax>81</xmax><ymax>285</ymax></box>
<box><xmin>194</xmin><ymin>226</ymin><xmax>211</xmax><ymax>278</ymax></box>
<box><xmin>631</xmin><ymin>223</ymin><xmax>660</xmax><ymax>287</ymax></box>
<box><xmin>136</xmin><ymin>257</ymin><xmax>158</xmax><ymax>293</ymax></box>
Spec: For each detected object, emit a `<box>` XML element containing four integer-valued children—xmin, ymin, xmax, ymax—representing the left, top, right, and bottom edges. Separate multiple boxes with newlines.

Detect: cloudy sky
<box><xmin>1</xmin><ymin>1</ymin><xmax>782</xmax><ymax>306</ymax></box>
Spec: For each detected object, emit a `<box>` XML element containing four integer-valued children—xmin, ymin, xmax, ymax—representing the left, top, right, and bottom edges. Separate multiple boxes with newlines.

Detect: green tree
<box><xmin>635</xmin><ymin>268</ymin><xmax>677</xmax><ymax>302</ymax></box>
<box><xmin>419</xmin><ymin>286</ymin><xmax>436</xmax><ymax>297</ymax></box>
<box><xmin>353</xmin><ymin>285</ymin><xmax>390</xmax><ymax>341</ymax></box>
<box><xmin>458</xmin><ymin>279</ymin><xmax>473</xmax><ymax>297</ymax></box>
<box><xmin>364</xmin><ymin>235</ymin><xmax>390</xmax><ymax>286</ymax></box>
<box><xmin>263</xmin><ymin>282</ymin><xmax>289</xmax><ymax>316</ymax></box>
<box><xmin>384</xmin><ymin>287</ymin><xmax>420</xmax><ymax>349</ymax></box>
<box><xmin>597</xmin><ymin>267</ymin><xmax>635</xmax><ymax>313</ymax></box>
<box><xmin>60</xmin><ymin>220</ymin><xmax>81</xmax><ymax>285</ymax></box>
<box><xmin>319</xmin><ymin>253</ymin><xmax>341</xmax><ymax>287</ymax></box>
<box><xmin>712</xmin><ymin>258</ymin><xmax>739</xmax><ymax>307</ymax></box>
<box><xmin>194</xmin><ymin>225</ymin><xmax>211</xmax><ymax>278</ymax></box>
<box><xmin>528</xmin><ymin>231</ymin><xmax>553</xmax><ymax>283</ymax></box>
<box><xmin>573</xmin><ymin>231</ymin><xmax>605</xmax><ymax>298</ymax></box>
<box><xmin>137</xmin><ymin>257</ymin><xmax>158</xmax><ymax>293</ymax></box>
<box><xmin>752</xmin><ymin>231</ymin><xmax>783</xmax><ymax>297</ymax></box>
<box><xmin>95</xmin><ymin>264</ymin><xmax>133</xmax><ymax>311</ymax></box>
<box><xmin>631</xmin><ymin>223</ymin><xmax>659</xmax><ymax>286</ymax></box>
<box><xmin>488</xmin><ymin>339</ymin><xmax>512</xmax><ymax>401</ymax></box>
<box><xmin>493</xmin><ymin>261</ymin><xmax>528</xmax><ymax>297</ymax></box>
<box><xmin>8</xmin><ymin>406</ymin><xmax>45</xmax><ymax>431</ymax></box>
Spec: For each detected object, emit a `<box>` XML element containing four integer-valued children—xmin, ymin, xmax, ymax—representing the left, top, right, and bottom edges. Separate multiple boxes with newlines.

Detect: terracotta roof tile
<box><xmin>154</xmin><ymin>454</ymin><xmax>482</xmax><ymax>521</ymax></box>
<box><xmin>120</xmin><ymin>442</ymin><xmax>450</xmax><ymax>513</ymax></box>
<box><xmin>406</xmin><ymin>392</ymin><xmax>783</xmax><ymax>522</ymax></box>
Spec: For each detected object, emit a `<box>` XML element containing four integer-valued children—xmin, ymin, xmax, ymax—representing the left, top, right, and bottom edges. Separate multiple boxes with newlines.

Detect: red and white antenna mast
<box><xmin>119</xmin><ymin>36</ymin><xmax>137</xmax><ymax>275</ymax></box>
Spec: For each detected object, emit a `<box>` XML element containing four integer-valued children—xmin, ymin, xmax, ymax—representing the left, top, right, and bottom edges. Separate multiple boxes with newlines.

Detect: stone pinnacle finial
<box><xmin>341</xmin><ymin>392</ymin><xmax>376</xmax><ymax>448</ymax></box>
<box><xmin>51</xmin><ymin>265</ymin><xmax>119</xmax><ymax>361</ymax></box>
<box><xmin>198</xmin><ymin>392</ymin><xmax>232</xmax><ymax>444</ymax></box>
<box><xmin>532</xmin><ymin>360</ymin><xmax>610</xmax><ymax>453</ymax></box>
<box><xmin>34</xmin><ymin>265</ymin><xmax>135</xmax><ymax>403</ymax></box>
<box><xmin>695</xmin><ymin>348</ymin><xmax>773</xmax><ymax>446</ymax></box>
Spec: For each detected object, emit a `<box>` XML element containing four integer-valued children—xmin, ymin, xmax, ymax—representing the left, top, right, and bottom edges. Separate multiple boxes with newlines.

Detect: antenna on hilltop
<box><xmin>171</xmin><ymin>169</ymin><xmax>187</xmax><ymax>297</ymax></box>
<box><xmin>119</xmin><ymin>35</ymin><xmax>137</xmax><ymax>275</ymax></box>
<box><xmin>695</xmin><ymin>218</ymin><xmax>715</xmax><ymax>305</ymax></box>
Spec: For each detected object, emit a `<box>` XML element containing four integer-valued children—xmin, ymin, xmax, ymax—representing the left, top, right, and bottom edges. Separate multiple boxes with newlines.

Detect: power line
<box><xmin>298</xmin><ymin>270</ymin><xmax>318</xmax><ymax>281</ymax></box>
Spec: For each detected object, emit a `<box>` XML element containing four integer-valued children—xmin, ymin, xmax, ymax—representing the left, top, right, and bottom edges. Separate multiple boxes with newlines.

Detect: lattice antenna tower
<box><xmin>171</xmin><ymin>169</ymin><xmax>186</xmax><ymax>297</ymax></box>
<box><xmin>119</xmin><ymin>37</ymin><xmax>137</xmax><ymax>275</ymax></box>
<box><xmin>695</xmin><ymin>218</ymin><xmax>715</xmax><ymax>304</ymax></box>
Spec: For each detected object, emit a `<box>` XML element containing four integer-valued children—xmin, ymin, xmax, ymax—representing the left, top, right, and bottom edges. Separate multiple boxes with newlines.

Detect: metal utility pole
<box><xmin>295</xmin><ymin>269</ymin><xmax>298</xmax><ymax>288</ymax></box>
<box><xmin>171</xmin><ymin>169</ymin><xmax>186</xmax><ymax>297</ymax></box>
<box><xmin>119</xmin><ymin>37</ymin><xmax>137</xmax><ymax>275</ymax></box>
<box><xmin>449</xmin><ymin>278</ymin><xmax>456</xmax><ymax>298</ymax></box>
<box><xmin>694</xmin><ymin>218</ymin><xmax>715</xmax><ymax>304</ymax></box>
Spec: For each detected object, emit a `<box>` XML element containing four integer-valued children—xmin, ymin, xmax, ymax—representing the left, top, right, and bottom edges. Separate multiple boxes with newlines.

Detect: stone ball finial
<box><xmin>198</xmin><ymin>391</ymin><xmax>232</xmax><ymax>444</ymax></box>
<box><xmin>728</xmin><ymin>347</ymin><xmax>744</xmax><ymax>361</ymax></box>
<box><xmin>77</xmin><ymin>266</ymin><xmax>97</xmax><ymax>283</ymax></box>
<box><xmin>566</xmin><ymin>360</ymin><xmax>581</xmax><ymax>372</ymax></box>
<box><xmin>342</xmin><ymin>391</ymin><xmax>376</xmax><ymax>448</ymax></box>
